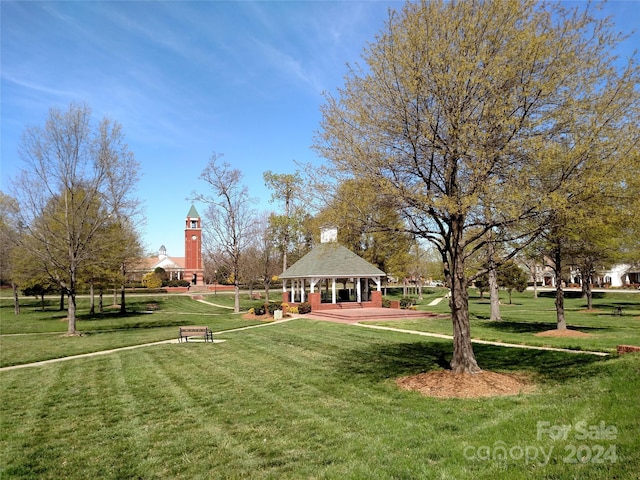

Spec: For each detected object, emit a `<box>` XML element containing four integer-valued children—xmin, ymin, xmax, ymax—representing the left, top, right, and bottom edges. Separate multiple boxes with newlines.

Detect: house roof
<box><xmin>280</xmin><ymin>242</ymin><xmax>386</xmax><ymax>279</ymax></box>
<box><xmin>132</xmin><ymin>255</ymin><xmax>185</xmax><ymax>272</ymax></box>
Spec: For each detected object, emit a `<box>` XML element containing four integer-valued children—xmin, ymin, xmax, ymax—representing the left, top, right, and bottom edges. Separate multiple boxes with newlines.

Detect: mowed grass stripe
<box><xmin>1</xmin><ymin>360</ymin><xmax>149</xmax><ymax>479</ymax></box>
<box><xmin>213</xmin><ymin>321</ymin><xmax>468</xmax><ymax>476</ymax></box>
<box><xmin>114</xmin><ymin>346</ymin><xmax>265</xmax><ymax>476</ymax></box>
<box><xmin>0</xmin><ymin>366</ymin><xmax>65</xmax><ymax>478</ymax></box>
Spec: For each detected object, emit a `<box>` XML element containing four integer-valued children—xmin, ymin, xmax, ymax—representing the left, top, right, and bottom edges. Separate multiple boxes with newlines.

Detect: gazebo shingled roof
<box><xmin>280</xmin><ymin>242</ymin><xmax>385</xmax><ymax>279</ymax></box>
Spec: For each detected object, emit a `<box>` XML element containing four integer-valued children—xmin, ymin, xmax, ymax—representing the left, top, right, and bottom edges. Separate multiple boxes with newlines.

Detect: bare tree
<box><xmin>256</xmin><ymin>212</ymin><xmax>280</xmax><ymax>301</ymax></box>
<box><xmin>10</xmin><ymin>103</ymin><xmax>141</xmax><ymax>335</ymax></box>
<box><xmin>0</xmin><ymin>192</ymin><xmax>21</xmax><ymax>314</ymax></box>
<box><xmin>194</xmin><ymin>153</ymin><xmax>257</xmax><ymax>313</ymax></box>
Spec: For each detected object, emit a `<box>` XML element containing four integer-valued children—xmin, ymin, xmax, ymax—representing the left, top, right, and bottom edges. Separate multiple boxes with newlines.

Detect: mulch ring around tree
<box><xmin>396</xmin><ymin>370</ymin><xmax>535</xmax><ymax>399</ymax></box>
<box><xmin>535</xmin><ymin>329</ymin><xmax>592</xmax><ymax>338</ymax></box>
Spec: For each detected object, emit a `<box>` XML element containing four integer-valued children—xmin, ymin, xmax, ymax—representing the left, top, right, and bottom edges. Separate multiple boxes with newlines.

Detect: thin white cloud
<box><xmin>2</xmin><ymin>73</ymin><xmax>77</xmax><ymax>99</ymax></box>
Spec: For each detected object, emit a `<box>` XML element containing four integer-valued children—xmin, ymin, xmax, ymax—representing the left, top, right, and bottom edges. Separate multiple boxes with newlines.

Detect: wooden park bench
<box><xmin>179</xmin><ymin>326</ymin><xmax>214</xmax><ymax>343</ymax></box>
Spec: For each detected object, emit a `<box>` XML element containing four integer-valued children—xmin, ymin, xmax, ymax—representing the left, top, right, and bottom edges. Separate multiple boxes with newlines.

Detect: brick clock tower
<box><xmin>184</xmin><ymin>205</ymin><xmax>203</xmax><ymax>285</ymax></box>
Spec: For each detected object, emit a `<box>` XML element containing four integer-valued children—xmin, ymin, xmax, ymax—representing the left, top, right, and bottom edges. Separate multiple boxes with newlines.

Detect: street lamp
<box><xmin>214</xmin><ymin>269</ymin><xmax>217</xmax><ymax>294</ymax></box>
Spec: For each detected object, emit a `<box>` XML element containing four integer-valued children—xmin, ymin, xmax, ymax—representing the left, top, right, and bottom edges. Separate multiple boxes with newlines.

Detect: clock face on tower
<box><xmin>192</xmin><ymin>235</ymin><xmax>197</xmax><ymax>240</ymax></box>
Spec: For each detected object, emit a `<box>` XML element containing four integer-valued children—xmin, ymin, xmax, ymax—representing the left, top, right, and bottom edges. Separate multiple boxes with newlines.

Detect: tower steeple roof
<box><xmin>186</xmin><ymin>205</ymin><xmax>200</xmax><ymax>218</ymax></box>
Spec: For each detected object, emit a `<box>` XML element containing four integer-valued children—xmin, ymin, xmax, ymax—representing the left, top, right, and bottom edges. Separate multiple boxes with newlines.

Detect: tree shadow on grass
<box><xmin>538</xmin><ymin>291</ymin><xmax>606</xmax><ymax>299</ymax></box>
<box><xmin>336</xmin><ymin>340</ymin><xmax>610</xmax><ymax>384</ymax></box>
<box><xmin>479</xmin><ymin>320</ymin><xmax>611</xmax><ymax>334</ymax></box>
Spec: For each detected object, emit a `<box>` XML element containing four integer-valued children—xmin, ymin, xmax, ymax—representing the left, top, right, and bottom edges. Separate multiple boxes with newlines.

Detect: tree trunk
<box><xmin>449</xmin><ymin>270</ymin><xmax>481</xmax><ymax>374</ymax></box>
<box><xmin>99</xmin><ymin>289</ymin><xmax>104</xmax><ymax>314</ymax></box>
<box><xmin>582</xmin><ymin>261</ymin><xmax>594</xmax><ymax>310</ymax></box>
<box><xmin>89</xmin><ymin>283</ymin><xmax>95</xmax><ymax>315</ymax></box>
<box><xmin>120</xmin><ymin>284</ymin><xmax>126</xmax><ymax>314</ymax></box>
<box><xmin>40</xmin><ymin>293</ymin><xmax>45</xmax><ymax>311</ymax></box>
<box><xmin>487</xmin><ymin>242</ymin><xmax>501</xmax><ymax>321</ymax></box>
<box><xmin>234</xmin><ymin>284</ymin><xmax>240</xmax><ymax>313</ymax></box>
<box><xmin>448</xmin><ymin>217</ymin><xmax>481</xmax><ymax>374</ymax></box>
<box><xmin>67</xmin><ymin>292</ymin><xmax>78</xmax><ymax>334</ymax></box>
<box><xmin>489</xmin><ymin>267</ymin><xmax>502</xmax><ymax>321</ymax></box>
<box><xmin>59</xmin><ymin>291</ymin><xmax>65</xmax><ymax>311</ymax></box>
<box><xmin>120</xmin><ymin>264</ymin><xmax>127</xmax><ymax>314</ymax></box>
<box><xmin>12</xmin><ymin>283</ymin><xmax>20</xmax><ymax>315</ymax></box>
<box><xmin>554</xmin><ymin>247</ymin><xmax>567</xmax><ymax>330</ymax></box>
<box><xmin>263</xmin><ymin>280</ymin><xmax>271</xmax><ymax>302</ymax></box>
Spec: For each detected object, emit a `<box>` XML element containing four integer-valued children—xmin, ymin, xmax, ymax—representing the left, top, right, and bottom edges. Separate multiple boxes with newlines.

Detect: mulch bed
<box><xmin>396</xmin><ymin>370</ymin><xmax>534</xmax><ymax>399</ymax></box>
<box><xmin>242</xmin><ymin>313</ymin><xmax>275</xmax><ymax>321</ymax></box>
<box><xmin>535</xmin><ymin>329</ymin><xmax>592</xmax><ymax>338</ymax></box>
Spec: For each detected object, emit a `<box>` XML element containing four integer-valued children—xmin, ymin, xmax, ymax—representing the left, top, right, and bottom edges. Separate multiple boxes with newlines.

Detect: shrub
<box><xmin>142</xmin><ymin>272</ymin><xmax>163</xmax><ymax>289</ymax></box>
<box><xmin>381</xmin><ymin>297</ymin><xmax>391</xmax><ymax>308</ymax></box>
<box><xmin>399</xmin><ymin>297</ymin><xmax>416</xmax><ymax>309</ymax></box>
<box><xmin>253</xmin><ymin>303</ymin><xmax>266</xmax><ymax>316</ymax></box>
<box><xmin>289</xmin><ymin>306</ymin><xmax>299</xmax><ymax>314</ymax></box>
<box><xmin>298</xmin><ymin>302</ymin><xmax>312</xmax><ymax>314</ymax></box>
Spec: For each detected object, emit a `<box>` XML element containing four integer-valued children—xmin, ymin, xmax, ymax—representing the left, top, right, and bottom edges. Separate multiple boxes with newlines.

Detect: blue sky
<box><xmin>2</xmin><ymin>1</ymin><xmax>638</xmax><ymax>258</ymax></box>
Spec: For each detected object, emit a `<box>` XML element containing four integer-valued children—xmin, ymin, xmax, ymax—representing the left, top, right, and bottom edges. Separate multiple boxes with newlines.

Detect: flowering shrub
<box><xmin>298</xmin><ymin>302</ymin><xmax>312</xmax><ymax>314</ymax></box>
<box><xmin>289</xmin><ymin>306</ymin><xmax>299</xmax><ymax>314</ymax></box>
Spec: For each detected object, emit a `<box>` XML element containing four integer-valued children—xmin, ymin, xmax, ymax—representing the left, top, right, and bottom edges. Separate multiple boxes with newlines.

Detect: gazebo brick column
<box><xmin>308</xmin><ymin>292</ymin><xmax>321</xmax><ymax>311</ymax></box>
<box><xmin>370</xmin><ymin>290</ymin><xmax>382</xmax><ymax>308</ymax></box>
<box><xmin>282</xmin><ymin>291</ymin><xmax>290</xmax><ymax>304</ymax></box>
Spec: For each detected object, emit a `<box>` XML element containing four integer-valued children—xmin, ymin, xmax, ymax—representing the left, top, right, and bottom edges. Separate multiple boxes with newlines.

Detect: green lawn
<box><xmin>0</xmin><ymin>293</ymin><xmax>262</xmax><ymax>367</ymax></box>
<box><xmin>375</xmin><ymin>289</ymin><xmax>640</xmax><ymax>353</ymax></box>
<box><xmin>1</xmin><ymin>291</ymin><xmax>639</xmax><ymax>478</ymax></box>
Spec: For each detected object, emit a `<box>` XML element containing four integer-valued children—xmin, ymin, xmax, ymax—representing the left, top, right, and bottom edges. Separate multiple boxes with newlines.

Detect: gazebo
<box><xmin>280</xmin><ymin>227</ymin><xmax>386</xmax><ymax>310</ymax></box>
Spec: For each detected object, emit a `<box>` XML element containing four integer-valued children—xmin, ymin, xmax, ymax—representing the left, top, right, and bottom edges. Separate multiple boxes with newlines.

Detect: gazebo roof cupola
<box><xmin>320</xmin><ymin>226</ymin><xmax>338</xmax><ymax>244</ymax></box>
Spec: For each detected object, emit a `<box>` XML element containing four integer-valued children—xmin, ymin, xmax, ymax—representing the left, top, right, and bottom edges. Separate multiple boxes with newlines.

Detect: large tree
<box><xmin>11</xmin><ymin>103</ymin><xmax>141</xmax><ymax>335</ymax></box>
<box><xmin>314</xmin><ymin>0</ymin><xmax>639</xmax><ymax>373</ymax></box>
<box><xmin>194</xmin><ymin>153</ymin><xmax>257</xmax><ymax>313</ymax></box>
